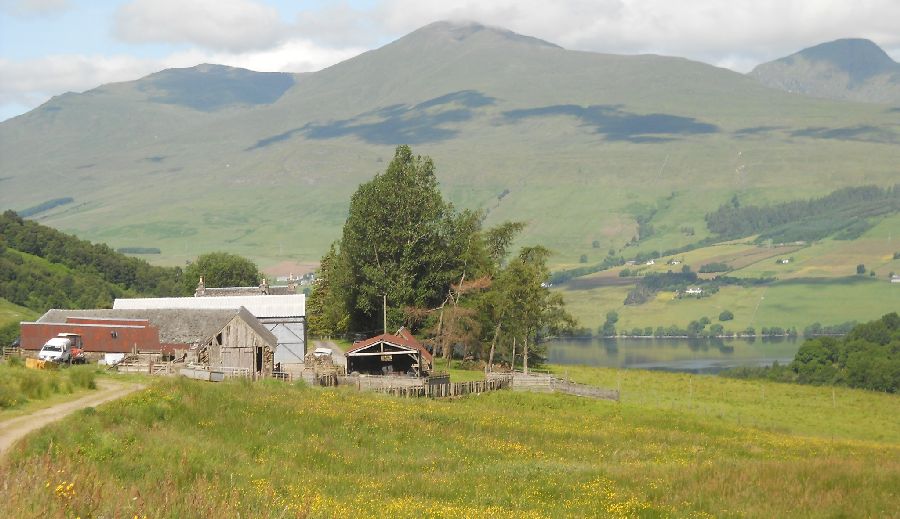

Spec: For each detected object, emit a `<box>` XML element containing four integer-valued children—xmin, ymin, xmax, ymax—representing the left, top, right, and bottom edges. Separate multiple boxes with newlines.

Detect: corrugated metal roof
<box><xmin>37</xmin><ymin>308</ymin><xmax>262</xmax><ymax>345</ymax></box>
<box><xmin>113</xmin><ymin>294</ymin><xmax>305</xmax><ymax>318</ymax></box>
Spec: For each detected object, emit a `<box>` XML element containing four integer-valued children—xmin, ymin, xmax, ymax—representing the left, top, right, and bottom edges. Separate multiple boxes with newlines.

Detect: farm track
<box><xmin>0</xmin><ymin>380</ymin><xmax>145</xmax><ymax>457</ymax></box>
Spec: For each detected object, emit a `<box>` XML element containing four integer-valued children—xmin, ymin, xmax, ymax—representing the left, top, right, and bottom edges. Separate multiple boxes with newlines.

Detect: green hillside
<box><xmin>0</xmin><ymin>298</ymin><xmax>35</xmax><ymax>329</ymax></box>
<box><xmin>558</xmin><ymin>213</ymin><xmax>900</xmax><ymax>332</ymax></box>
<box><xmin>1</xmin><ymin>372</ymin><xmax>898</xmax><ymax>517</ymax></box>
<box><xmin>1</xmin><ymin>22</ymin><xmax>898</xmax><ymax>274</ymax></box>
<box><xmin>750</xmin><ymin>38</ymin><xmax>900</xmax><ymax>104</ymax></box>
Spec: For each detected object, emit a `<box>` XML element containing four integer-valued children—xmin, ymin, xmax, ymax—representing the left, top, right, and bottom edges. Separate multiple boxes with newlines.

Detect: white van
<box><xmin>38</xmin><ymin>337</ymin><xmax>71</xmax><ymax>362</ymax></box>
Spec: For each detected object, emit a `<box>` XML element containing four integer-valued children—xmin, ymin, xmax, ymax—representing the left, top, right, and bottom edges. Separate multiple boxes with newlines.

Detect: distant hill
<box><xmin>750</xmin><ymin>38</ymin><xmax>900</xmax><ymax>104</ymax></box>
<box><xmin>0</xmin><ymin>211</ymin><xmax>183</xmax><ymax>314</ymax></box>
<box><xmin>1</xmin><ymin>21</ymin><xmax>899</xmax><ymax>270</ymax></box>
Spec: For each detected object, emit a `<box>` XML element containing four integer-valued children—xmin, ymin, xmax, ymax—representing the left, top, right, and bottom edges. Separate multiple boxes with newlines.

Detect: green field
<box><xmin>1</xmin><ymin>370</ymin><xmax>897</xmax><ymax>517</ymax></box>
<box><xmin>559</xmin><ymin>217</ymin><xmax>900</xmax><ymax>332</ymax></box>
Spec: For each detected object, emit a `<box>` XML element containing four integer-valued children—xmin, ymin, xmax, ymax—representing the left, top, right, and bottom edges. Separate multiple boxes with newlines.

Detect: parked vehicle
<box><xmin>37</xmin><ymin>333</ymin><xmax>86</xmax><ymax>364</ymax></box>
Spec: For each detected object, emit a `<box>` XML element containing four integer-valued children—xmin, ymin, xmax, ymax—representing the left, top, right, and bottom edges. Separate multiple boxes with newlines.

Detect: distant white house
<box><xmin>645</xmin><ymin>259</ymin><xmax>655</xmax><ymax>266</ymax></box>
<box><xmin>891</xmin><ymin>275</ymin><xmax>900</xmax><ymax>284</ymax></box>
<box><xmin>684</xmin><ymin>287</ymin><xmax>703</xmax><ymax>295</ymax></box>
<box><xmin>779</xmin><ymin>259</ymin><xmax>791</xmax><ymax>264</ymax></box>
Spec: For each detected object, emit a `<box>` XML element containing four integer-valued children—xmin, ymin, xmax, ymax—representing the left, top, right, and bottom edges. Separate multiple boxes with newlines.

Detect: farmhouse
<box><xmin>21</xmin><ymin>308</ymin><xmax>276</xmax><ymax>377</ymax></box>
<box><xmin>114</xmin><ymin>282</ymin><xmax>306</xmax><ymax>364</ymax></box>
<box><xmin>346</xmin><ymin>327</ymin><xmax>432</xmax><ymax>377</ymax></box>
<box><xmin>892</xmin><ymin>274</ymin><xmax>900</xmax><ymax>284</ymax></box>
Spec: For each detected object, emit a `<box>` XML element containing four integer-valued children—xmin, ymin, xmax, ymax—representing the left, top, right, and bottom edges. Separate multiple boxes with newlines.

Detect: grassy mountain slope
<box><xmin>0</xmin><ymin>298</ymin><xmax>35</xmax><ymax>329</ymax></box>
<box><xmin>750</xmin><ymin>38</ymin><xmax>900</xmax><ymax>103</ymax></box>
<box><xmin>1</xmin><ymin>22</ymin><xmax>898</xmax><ymax>272</ymax></box>
<box><xmin>1</xmin><ymin>374</ymin><xmax>897</xmax><ymax>516</ymax></box>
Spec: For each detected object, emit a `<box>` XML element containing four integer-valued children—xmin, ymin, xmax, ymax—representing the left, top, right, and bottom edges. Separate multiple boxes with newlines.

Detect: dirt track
<box><xmin>0</xmin><ymin>380</ymin><xmax>145</xmax><ymax>457</ymax></box>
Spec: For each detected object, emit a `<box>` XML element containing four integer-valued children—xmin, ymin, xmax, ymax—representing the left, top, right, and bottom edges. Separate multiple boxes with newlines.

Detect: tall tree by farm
<box><xmin>310</xmin><ymin>145</ymin><xmax>575</xmax><ymax>368</ymax></box>
<box><xmin>333</xmin><ymin>145</ymin><xmax>479</xmax><ymax>333</ymax></box>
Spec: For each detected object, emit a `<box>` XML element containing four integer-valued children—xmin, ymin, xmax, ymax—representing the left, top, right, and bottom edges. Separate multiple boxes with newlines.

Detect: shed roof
<box><xmin>113</xmin><ymin>294</ymin><xmax>305</xmax><ymax>318</ymax></box>
<box><xmin>347</xmin><ymin>327</ymin><xmax>432</xmax><ymax>362</ymax></box>
<box><xmin>37</xmin><ymin>307</ymin><xmax>274</xmax><ymax>346</ymax></box>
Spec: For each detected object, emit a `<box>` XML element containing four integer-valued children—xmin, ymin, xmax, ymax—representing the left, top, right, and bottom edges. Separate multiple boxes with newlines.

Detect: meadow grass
<box><xmin>0</xmin><ymin>362</ymin><xmax>97</xmax><ymax>410</ymax></box>
<box><xmin>1</xmin><ymin>372</ymin><xmax>897</xmax><ymax>518</ymax></box>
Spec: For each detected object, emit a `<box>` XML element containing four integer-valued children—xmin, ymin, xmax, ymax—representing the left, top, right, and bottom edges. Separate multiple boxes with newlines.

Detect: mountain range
<box><xmin>751</xmin><ymin>38</ymin><xmax>900</xmax><ymax>104</ymax></box>
<box><xmin>0</xmin><ymin>21</ymin><xmax>898</xmax><ymax>271</ymax></box>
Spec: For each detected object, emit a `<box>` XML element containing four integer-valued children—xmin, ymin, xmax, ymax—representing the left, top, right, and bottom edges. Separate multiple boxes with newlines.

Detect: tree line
<box><xmin>705</xmin><ymin>185</ymin><xmax>899</xmax><ymax>243</ymax></box>
<box><xmin>0</xmin><ymin>210</ymin><xmax>183</xmax><ymax>296</ymax></box>
<box><xmin>307</xmin><ymin>146</ymin><xmax>575</xmax><ymax>369</ymax></box>
<box><xmin>723</xmin><ymin>313</ymin><xmax>899</xmax><ymax>393</ymax></box>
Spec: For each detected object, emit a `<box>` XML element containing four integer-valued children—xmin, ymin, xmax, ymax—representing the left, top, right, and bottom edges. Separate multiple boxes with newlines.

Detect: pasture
<box><xmin>1</xmin><ymin>371</ymin><xmax>898</xmax><ymax>518</ymax></box>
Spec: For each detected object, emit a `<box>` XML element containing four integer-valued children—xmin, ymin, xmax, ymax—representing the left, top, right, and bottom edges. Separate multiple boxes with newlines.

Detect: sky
<box><xmin>1</xmin><ymin>0</ymin><xmax>899</xmax><ymax>122</ymax></box>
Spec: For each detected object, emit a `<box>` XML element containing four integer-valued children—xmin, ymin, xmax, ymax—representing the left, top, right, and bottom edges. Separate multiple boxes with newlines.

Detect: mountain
<box><xmin>1</xmin><ymin>22</ymin><xmax>899</xmax><ymax>271</ymax></box>
<box><xmin>750</xmin><ymin>38</ymin><xmax>900</xmax><ymax>103</ymax></box>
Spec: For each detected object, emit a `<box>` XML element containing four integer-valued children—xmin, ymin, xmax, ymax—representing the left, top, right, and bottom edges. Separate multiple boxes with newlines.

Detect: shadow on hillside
<box><xmin>143</xmin><ymin>68</ymin><xmax>295</xmax><ymax>112</ymax></box>
<box><xmin>502</xmin><ymin>104</ymin><xmax>719</xmax><ymax>142</ymax></box>
<box><xmin>791</xmin><ymin>125</ymin><xmax>897</xmax><ymax>143</ymax></box>
<box><xmin>734</xmin><ymin>125</ymin><xmax>786</xmax><ymax>137</ymax></box>
<box><xmin>246</xmin><ymin>90</ymin><xmax>496</xmax><ymax>149</ymax></box>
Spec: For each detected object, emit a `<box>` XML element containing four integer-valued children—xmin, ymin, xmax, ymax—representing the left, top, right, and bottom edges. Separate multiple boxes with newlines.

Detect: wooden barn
<box><xmin>346</xmin><ymin>327</ymin><xmax>432</xmax><ymax>377</ymax></box>
<box><xmin>114</xmin><ymin>291</ymin><xmax>306</xmax><ymax>365</ymax></box>
<box><xmin>193</xmin><ymin>307</ymin><xmax>277</xmax><ymax>379</ymax></box>
<box><xmin>27</xmin><ymin>307</ymin><xmax>276</xmax><ymax>379</ymax></box>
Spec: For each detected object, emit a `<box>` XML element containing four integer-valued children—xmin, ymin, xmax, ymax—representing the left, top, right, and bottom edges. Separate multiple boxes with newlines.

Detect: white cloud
<box><xmin>0</xmin><ymin>37</ymin><xmax>365</xmax><ymax>121</ymax></box>
<box><xmin>372</xmin><ymin>0</ymin><xmax>900</xmax><ymax>71</ymax></box>
<box><xmin>114</xmin><ymin>0</ymin><xmax>287</xmax><ymax>52</ymax></box>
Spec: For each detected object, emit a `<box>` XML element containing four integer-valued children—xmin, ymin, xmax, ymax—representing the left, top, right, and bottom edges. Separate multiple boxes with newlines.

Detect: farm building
<box><xmin>21</xmin><ymin>308</ymin><xmax>276</xmax><ymax>378</ymax></box>
<box><xmin>346</xmin><ymin>327</ymin><xmax>432</xmax><ymax>377</ymax></box>
<box><xmin>114</xmin><ymin>288</ymin><xmax>306</xmax><ymax>364</ymax></box>
<box><xmin>193</xmin><ymin>277</ymin><xmax>298</xmax><ymax>297</ymax></box>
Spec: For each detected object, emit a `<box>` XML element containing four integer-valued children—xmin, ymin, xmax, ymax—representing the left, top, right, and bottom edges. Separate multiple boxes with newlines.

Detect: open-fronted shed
<box><xmin>346</xmin><ymin>327</ymin><xmax>432</xmax><ymax>377</ymax></box>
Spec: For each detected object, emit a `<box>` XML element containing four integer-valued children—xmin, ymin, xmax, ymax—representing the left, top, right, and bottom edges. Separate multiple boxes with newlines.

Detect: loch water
<box><xmin>545</xmin><ymin>337</ymin><xmax>800</xmax><ymax>373</ymax></box>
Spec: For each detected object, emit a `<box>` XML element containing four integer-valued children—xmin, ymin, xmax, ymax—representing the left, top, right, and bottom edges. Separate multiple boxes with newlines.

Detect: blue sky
<box><xmin>2</xmin><ymin>0</ymin><xmax>899</xmax><ymax>122</ymax></box>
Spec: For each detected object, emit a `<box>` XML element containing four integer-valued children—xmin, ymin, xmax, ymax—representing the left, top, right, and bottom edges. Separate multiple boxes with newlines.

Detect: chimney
<box><xmin>194</xmin><ymin>276</ymin><xmax>206</xmax><ymax>297</ymax></box>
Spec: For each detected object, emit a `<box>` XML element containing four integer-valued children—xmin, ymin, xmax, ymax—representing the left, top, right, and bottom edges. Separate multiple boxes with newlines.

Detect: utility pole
<box><xmin>383</xmin><ymin>294</ymin><xmax>387</xmax><ymax>335</ymax></box>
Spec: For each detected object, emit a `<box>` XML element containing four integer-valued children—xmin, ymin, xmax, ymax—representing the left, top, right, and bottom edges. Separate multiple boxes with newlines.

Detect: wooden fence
<box><xmin>370</xmin><ymin>376</ymin><xmax>513</xmax><ymax>398</ymax></box>
<box><xmin>488</xmin><ymin>372</ymin><xmax>619</xmax><ymax>401</ymax></box>
<box><xmin>271</xmin><ymin>371</ymin><xmax>293</xmax><ymax>382</ymax></box>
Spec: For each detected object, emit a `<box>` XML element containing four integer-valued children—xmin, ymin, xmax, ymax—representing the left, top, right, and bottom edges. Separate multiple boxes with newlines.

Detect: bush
<box><xmin>68</xmin><ymin>366</ymin><xmax>97</xmax><ymax>390</ymax></box>
<box><xmin>0</xmin><ymin>378</ymin><xmax>24</xmax><ymax>408</ymax></box>
<box><xmin>699</xmin><ymin>262</ymin><xmax>730</xmax><ymax>273</ymax></box>
<box><xmin>719</xmin><ymin>310</ymin><xmax>734</xmax><ymax>321</ymax></box>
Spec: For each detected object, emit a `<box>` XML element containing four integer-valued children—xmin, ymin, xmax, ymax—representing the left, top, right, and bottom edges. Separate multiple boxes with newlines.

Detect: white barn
<box><xmin>114</xmin><ymin>294</ymin><xmax>306</xmax><ymax>365</ymax></box>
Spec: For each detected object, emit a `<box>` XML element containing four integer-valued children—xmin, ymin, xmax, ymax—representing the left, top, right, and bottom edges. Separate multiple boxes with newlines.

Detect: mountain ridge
<box><xmin>750</xmin><ymin>38</ymin><xmax>900</xmax><ymax>103</ymax></box>
<box><xmin>1</xmin><ymin>21</ymin><xmax>898</xmax><ymax>270</ymax></box>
